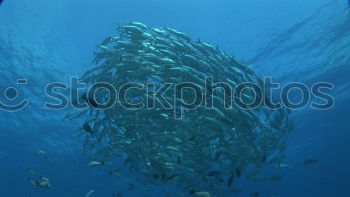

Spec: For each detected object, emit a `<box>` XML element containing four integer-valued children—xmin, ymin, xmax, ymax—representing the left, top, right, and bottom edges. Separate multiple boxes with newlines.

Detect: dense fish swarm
<box><xmin>68</xmin><ymin>22</ymin><xmax>293</xmax><ymax>196</ymax></box>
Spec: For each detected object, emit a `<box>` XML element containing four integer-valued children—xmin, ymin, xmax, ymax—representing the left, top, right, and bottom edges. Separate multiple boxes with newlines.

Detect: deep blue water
<box><xmin>0</xmin><ymin>0</ymin><xmax>349</xmax><ymax>197</ymax></box>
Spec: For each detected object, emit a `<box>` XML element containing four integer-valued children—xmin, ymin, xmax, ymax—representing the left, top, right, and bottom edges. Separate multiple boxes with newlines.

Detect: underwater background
<box><xmin>0</xmin><ymin>0</ymin><xmax>349</xmax><ymax>196</ymax></box>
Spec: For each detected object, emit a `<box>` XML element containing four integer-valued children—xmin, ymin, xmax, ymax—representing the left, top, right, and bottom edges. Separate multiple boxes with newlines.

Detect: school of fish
<box><xmin>66</xmin><ymin>22</ymin><xmax>294</xmax><ymax>196</ymax></box>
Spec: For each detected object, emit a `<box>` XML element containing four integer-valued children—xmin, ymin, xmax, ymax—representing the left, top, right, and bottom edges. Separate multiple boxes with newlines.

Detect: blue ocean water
<box><xmin>0</xmin><ymin>0</ymin><xmax>349</xmax><ymax>197</ymax></box>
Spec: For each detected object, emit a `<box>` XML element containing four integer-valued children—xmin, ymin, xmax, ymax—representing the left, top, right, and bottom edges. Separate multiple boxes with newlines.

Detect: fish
<box><xmin>130</xmin><ymin>22</ymin><xmax>149</xmax><ymax>30</ymax></box>
<box><xmin>44</xmin><ymin>157</ymin><xmax>53</xmax><ymax>164</ymax></box>
<box><xmin>206</xmin><ymin>170</ymin><xmax>221</xmax><ymax>177</ymax></box>
<box><xmin>194</xmin><ymin>191</ymin><xmax>211</xmax><ymax>197</ymax></box>
<box><xmin>166</xmin><ymin>28</ymin><xmax>191</xmax><ymax>42</ymax></box>
<box><xmin>100</xmin><ymin>36</ymin><xmax>114</xmax><ymax>46</ymax></box>
<box><xmin>109</xmin><ymin>170</ymin><xmax>122</xmax><ymax>178</ymax></box>
<box><xmin>28</xmin><ymin>177</ymin><xmax>52</xmax><ymax>188</ymax></box>
<box><xmin>64</xmin><ymin>109</ymin><xmax>88</xmax><ymax>120</ymax></box>
<box><xmin>28</xmin><ymin>179</ymin><xmax>39</xmax><ymax>187</ymax></box>
<box><xmin>176</xmin><ymin>157</ymin><xmax>182</xmax><ymax>164</ymax></box>
<box><xmin>98</xmin><ymin>45</ymin><xmax>115</xmax><ymax>54</ymax></box>
<box><xmin>268</xmin><ymin>175</ymin><xmax>284</xmax><ymax>182</ymax></box>
<box><xmin>85</xmin><ymin>190</ymin><xmax>94</xmax><ymax>197</ymax></box>
<box><xmin>187</xmin><ymin>135</ymin><xmax>197</xmax><ymax>141</ymax></box>
<box><xmin>73</xmin><ymin>161</ymin><xmax>81</xmax><ymax>167</ymax></box>
<box><xmin>124</xmin><ymin>157</ymin><xmax>132</xmax><ymax>165</ymax></box>
<box><xmin>82</xmin><ymin>93</ymin><xmax>99</xmax><ymax>108</ymax></box>
<box><xmin>88</xmin><ymin>161</ymin><xmax>105</xmax><ymax>168</ymax></box>
<box><xmin>227</xmin><ymin>175</ymin><xmax>234</xmax><ymax>186</ymax></box>
<box><xmin>235</xmin><ymin>168</ymin><xmax>241</xmax><ymax>177</ymax></box>
<box><xmin>165</xmin><ymin>174</ymin><xmax>179</xmax><ymax>181</ymax></box>
<box><xmin>83</xmin><ymin>122</ymin><xmax>95</xmax><ymax>134</ymax></box>
<box><xmin>35</xmin><ymin>150</ymin><xmax>45</xmax><ymax>155</ymax></box>
<box><xmin>119</xmin><ymin>25</ymin><xmax>144</xmax><ymax>35</ymax></box>
<box><xmin>188</xmin><ymin>188</ymin><xmax>197</xmax><ymax>195</ymax></box>
<box><xmin>248</xmin><ymin>175</ymin><xmax>264</xmax><ymax>182</ymax></box>
<box><xmin>304</xmin><ymin>159</ymin><xmax>318</xmax><ymax>165</ymax></box>
<box><xmin>214</xmin><ymin>151</ymin><xmax>222</xmax><ymax>159</ymax></box>
<box><xmin>153</xmin><ymin>173</ymin><xmax>160</xmax><ymax>180</ymax></box>
<box><xmin>274</xmin><ymin>163</ymin><xmax>291</xmax><ymax>169</ymax></box>
<box><xmin>112</xmin><ymin>192</ymin><xmax>123</xmax><ymax>197</ymax></box>
<box><xmin>27</xmin><ymin>168</ymin><xmax>36</xmax><ymax>176</ymax></box>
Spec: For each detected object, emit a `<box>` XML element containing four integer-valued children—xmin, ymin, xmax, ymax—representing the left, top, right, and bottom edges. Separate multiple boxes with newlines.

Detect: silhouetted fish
<box><xmin>304</xmin><ymin>159</ymin><xmax>318</xmax><ymax>165</ymax></box>
<box><xmin>153</xmin><ymin>173</ymin><xmax>160</xmax><ymax>180</ymax></box>
<box><xmin>82</xmin><ymin>93</ymin><xmax>99</xmax><ymax>108</ymax></box>
<box><xmin>235</xmin><ymin>168</ymin><xmax>241</xmax><ymax>177</ymax></box>
<box><xmin>215</xmin><ymin>151</ymin><xmax>222</xmax><ymax>160</ymax></box>
<box><xmin>124</xmin><ymin>157</ymin><xmax>131</xmax><ymax>165</ymax></box>
<box><xmin>166</xmin><ymin>174</ymin><xmax>179</xmax><ymax>181</ymax></box>
<box><xmin>187</xmin><ymin>135</ymin><xmax>197</xmax><ymax>141</ymax></box>
<box><xmin>207</xmin><ymin>170</ymin><xmax>220</xmax><ymax>177</ymax></box>
<box><xmin>227</xmin><ymin>175</ymin><xmax>234</xmax><ymax>186</ymax></box>
<box><xmin>83</xmin><ymin>122</ymin><xmax>95</xmax><ymax>134</ymax></box>
<box><xmin>84</xmin><ymin>190</ymin><xmax>94</xmax><ymax>197</ymax></box>
<box><xmin>231</xmin><ymin>189</ymin><xmax>242</xmax><ymax>193</ymax></box>
<box><xmin>112</xmin><ymin>192</ymin><xmax>123</xmax><ymax>197</ymax></box>
<box><xmin>176</xmin><ymin>157</ymin><xmax>182</xmax><ymax>164</ymax></box>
